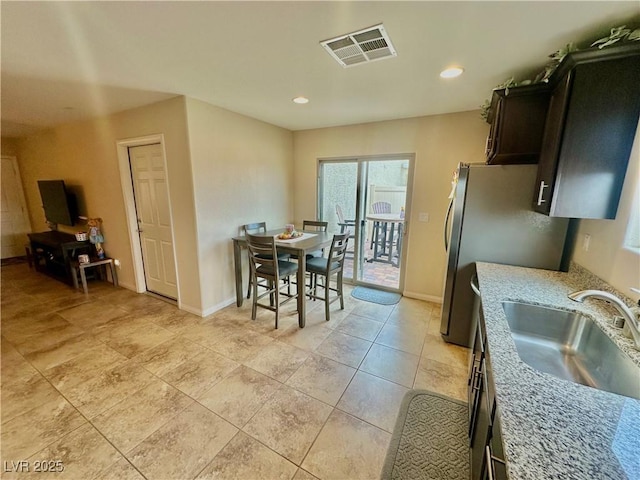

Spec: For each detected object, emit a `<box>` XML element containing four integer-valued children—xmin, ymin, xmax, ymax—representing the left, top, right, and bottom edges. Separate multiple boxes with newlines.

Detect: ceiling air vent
<box><xmin>321</xmin><ymin>24</ymin><xmax>397</xmax><ymax>68</ymax></box>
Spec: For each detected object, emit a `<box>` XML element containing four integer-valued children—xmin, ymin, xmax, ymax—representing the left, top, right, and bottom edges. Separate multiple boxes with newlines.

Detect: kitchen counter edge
<box><xmin>475</xmin><ymin>262</ymin><xmax>639</xmax><ymax>480</ymax></box>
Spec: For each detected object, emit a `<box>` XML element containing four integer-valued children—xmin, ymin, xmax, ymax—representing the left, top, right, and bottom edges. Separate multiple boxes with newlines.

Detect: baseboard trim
<box><xmin>198</xmin><ymin>297</ymin><xmax>237</xmax><ymax>318</ymax></box>
<box><xmin>115</xmin><ymin>281</ymin><xmax>137</xmax><ymax>292</ymax></box>
<box><xmin>114</xmin><ymin>288</ymin><xmax>236</xmax><ymax>318</ymax></box>
<box><xmin>179</xmin><ymin>303</ymin><xmax>204</xmax><ymax>317</ymax></box>
<box><xmin>402</xmin><ymin>291</ymin><xmax>442</xmax><ymax>304</ymax></box>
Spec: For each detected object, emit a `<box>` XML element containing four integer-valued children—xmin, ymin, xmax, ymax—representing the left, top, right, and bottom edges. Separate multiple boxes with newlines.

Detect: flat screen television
<box><xmin>37</xmin><ymin>180</ymin><xmax>77</xmax><ymax>226</ymax></box>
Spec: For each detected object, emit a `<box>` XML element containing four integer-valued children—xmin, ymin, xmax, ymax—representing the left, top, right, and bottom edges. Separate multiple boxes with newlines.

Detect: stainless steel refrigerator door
<box><xmin>440</xmin><ymin>164</ymin><xmax>569</xmax><ymax>347</ymax></box>
<box><xmin>440</xmin><ymin>164</ymin><xmax>469</xmax><ymax>337</ymax></box>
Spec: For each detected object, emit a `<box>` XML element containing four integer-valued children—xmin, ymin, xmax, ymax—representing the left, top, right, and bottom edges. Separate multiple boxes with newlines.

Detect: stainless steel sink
<box><xmin>502</xmin><ymin>301</ymin><xmax>640</xmax><ymax>399</ymax></box>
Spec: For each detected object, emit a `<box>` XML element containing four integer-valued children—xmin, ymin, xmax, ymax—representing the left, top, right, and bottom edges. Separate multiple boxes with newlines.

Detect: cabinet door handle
<box><xmin>469</xmin><ymin>361</ymin><xmax>481</xmax><ymax>386</ymax></box>
<box><xmin>468</xmin><ymin>363</ymin><xmax>477</xmax><ymax>387</ymax></box>
<box><xmin>485</xmin><ymin>444</ymin><xmax>506</xmax><ymax>480</ymax></box>
<box><xmin>485</xmin><ymin>446</ymin><xmax>495</xmax><ymax>480</ymax></box>
<box><xmin>472</xmin><ymin>368</ymin><xmax>482</xmax><ymax>392</ymax></box>
<box><xmin>536</xmin><ymin>181</ymin><xmax>548</xmax><ymax>206</ymax></box>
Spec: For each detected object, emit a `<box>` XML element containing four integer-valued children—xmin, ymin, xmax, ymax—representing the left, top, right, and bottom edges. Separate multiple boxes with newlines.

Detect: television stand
<box><xmin>28</xmin><ymin>231</ymin><xmax>93</xmax><ymax>286</ymax></box>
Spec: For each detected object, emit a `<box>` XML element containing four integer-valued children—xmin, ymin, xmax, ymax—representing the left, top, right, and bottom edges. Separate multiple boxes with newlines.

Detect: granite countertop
<box><xmin>475</xmin><ymin>262</ymin><xmax>639</xmax><ymax>480</ymax></box>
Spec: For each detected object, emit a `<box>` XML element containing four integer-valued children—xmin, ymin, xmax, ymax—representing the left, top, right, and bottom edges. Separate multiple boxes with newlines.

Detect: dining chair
<box><xmin>335</xmin><ymin>205</ymin><xmax>355</xmax><ymax>259</ymax></box>
<box><xmin>243</xmin><ymin>222</ymin><xmax>289</xmax><ymax>299</ymax></box>
<box><xmin>246</xmin><ymin>233</ymin><xmax>299</xmax><ymax>329</ymax></box>
<box><xmin>302</xmin><ymin>220</ymin><xmax>328</xmax><ymax>260</ymax></box>
<box><xmin>303</xmin><ymin>219</ymin><xmax>328</xmax><ymax>230</ymax></box>
<box><xmin>306</xmin><ymin>232</ymin><xmax>349</xmax><ymax>322</ymax></box>
<box><xmin>288</xmin><ymin>220</ymin><xmax>329</xmax><ymax>291</ymax></box>
<box><xmin>244</xmin><ymin>222</ymin><xmax>267</xmax><ymax>235</ymax></box>
<box><xmin>288</xmin><ymin>219</ymin><xmax>329</xmax><ymax>262</ymax></box>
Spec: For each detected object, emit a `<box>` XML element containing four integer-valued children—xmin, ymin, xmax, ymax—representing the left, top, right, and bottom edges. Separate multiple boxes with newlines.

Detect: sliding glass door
<box><xmin>318</xmin><ymin>160</ymin><xmax>361</xmax><ymax>284</ymax></box>
<box><xmin>318</xmin><ymin>155</ymin><xmax>412</xmax><ymax>292</ymax></box>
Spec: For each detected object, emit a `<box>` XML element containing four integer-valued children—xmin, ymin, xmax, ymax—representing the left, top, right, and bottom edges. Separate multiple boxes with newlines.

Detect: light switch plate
<box><xmin>419</xmin><ymin>213</ymin><xmax>429</xmax><ymax>222</ymax></box>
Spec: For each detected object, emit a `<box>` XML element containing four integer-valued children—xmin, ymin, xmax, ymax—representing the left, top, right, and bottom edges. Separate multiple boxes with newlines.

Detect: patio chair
<box><xmin>370</xmin><ymin>201</ymin><xmax>392</xmax><ymax>249</ymax></box>
<box><xmin>246</xmin><ymin>233</ymin><xmax>298</xmax><ymax>329</ymax></box>
<box><xmin>335</xmin><ymin>205</ymin><xmax>355</xmax><ymax>259</ymax></box>
<box><xmin>371</xmin><ymin>201</ymin><xmax>392</xmax><ymax>214</ymax></box>
<box><xmin>306</xmin><ymin>233</ymin><xmax>349</xmax><ymax>322</ymax></box>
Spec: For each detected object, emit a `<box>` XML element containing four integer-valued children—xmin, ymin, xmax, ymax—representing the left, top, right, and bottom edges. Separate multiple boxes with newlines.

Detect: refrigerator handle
<box><xmin>444</xmin><ymin>199</ymin><xmax>453</xmax><ymax>251</ymax></box>
<box><xmin>536</xmin><ymin>181</ymin><xmax>549</xmax><ymax>206</ymax></box>
<box><xmin>470</xmin><ymin>274</ymin><xmax>481</xmax><ymax>297</ymax></box>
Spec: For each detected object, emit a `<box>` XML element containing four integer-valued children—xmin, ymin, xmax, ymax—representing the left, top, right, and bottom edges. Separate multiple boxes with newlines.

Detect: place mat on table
<box><xmin>274</xmin><ymin>232</ymin><xmax>317</xmax><ymax>243</ymax></box>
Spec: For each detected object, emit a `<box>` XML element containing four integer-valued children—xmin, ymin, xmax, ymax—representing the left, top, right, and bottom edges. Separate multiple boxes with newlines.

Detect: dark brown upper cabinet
<box><xmin>485</xmin><ymin>84</ymin><xmax>550</xmax><ymax>165</ymax></box>
<box><xmin>533</xmin><ymin>44</ymin><xmax>640</xmax><ymax>219</ymax></box>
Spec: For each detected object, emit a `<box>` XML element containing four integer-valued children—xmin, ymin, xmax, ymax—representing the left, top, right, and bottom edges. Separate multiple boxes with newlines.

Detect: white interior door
<box><xmin>1</xmin><ymin>156</ymin><xmax>31</xmax><ymax>259</ymax></box>
<box><xmin>128</xmin><ymin>144</ymin><xmax>178</xmax><ymax>299</ymax></box>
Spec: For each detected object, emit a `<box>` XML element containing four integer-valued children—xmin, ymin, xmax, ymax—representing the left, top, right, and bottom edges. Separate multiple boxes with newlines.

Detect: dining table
<box><xmin>366</xmin><ymin>213</ymin><xmax>404</xmax><ymax>267</ymax></box>
<box><xmin>232</xmin><ymin>228</ymin><xmax>334</xmax><ymax>328</ymax></box>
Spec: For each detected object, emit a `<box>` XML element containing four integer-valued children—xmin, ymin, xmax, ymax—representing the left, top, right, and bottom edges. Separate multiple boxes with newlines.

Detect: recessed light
<box><xmin>440</xmin><ymin>67</ymin><xmax>464</xmax><ymax>79</ymax></box>
<box><xmin>292</xmin><ymin>96</ymin><xmax>309</xmax><ymax>104</ymax></box>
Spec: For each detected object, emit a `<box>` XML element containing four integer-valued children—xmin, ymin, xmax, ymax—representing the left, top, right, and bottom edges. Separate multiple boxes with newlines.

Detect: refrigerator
<box><xmin>440</xmin><ymin>163</ymin><xmax>570</xmax><ymax>347</ymax></box>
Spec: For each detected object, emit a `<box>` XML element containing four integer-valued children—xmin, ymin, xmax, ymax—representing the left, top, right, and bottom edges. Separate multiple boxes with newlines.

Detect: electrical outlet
<box><xmin>114</xmin><ymin>259</ymin><xmax>121</xmax><ymax>268</ymax></box>
<box><xmin>582</xmin><ymin>234</ymin><xmax>591</xmax><ymax>252</ymax></box>
<box><xmin>418</xmin><ymin>212</ymin><xmax>429</xmax><ymax>222</ymax></box>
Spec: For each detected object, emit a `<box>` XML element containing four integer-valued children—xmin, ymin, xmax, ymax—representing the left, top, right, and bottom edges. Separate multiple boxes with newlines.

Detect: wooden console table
<box><xmin>28</xmin><ymin>231</ymin><xmax>93</xmax><ymax>286</ymax></box>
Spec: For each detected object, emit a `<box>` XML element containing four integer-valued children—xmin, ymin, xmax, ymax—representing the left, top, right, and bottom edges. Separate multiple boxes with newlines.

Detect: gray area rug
<box><xmin>351</xmin><ymin>286</ymin><xmax>401</xmax><ymax>305</ymax></box>
<box><xmin>381</xmin><ymin>390</ymin><xmax>469</xmax><ymax>480</ymax></box>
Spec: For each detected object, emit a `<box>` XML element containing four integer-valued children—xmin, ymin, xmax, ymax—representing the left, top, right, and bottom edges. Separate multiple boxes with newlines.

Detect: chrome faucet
<box><xmin>568</xmin><ymin>290</ymin><xmax>640</xmax><ymax>349</ymax></box>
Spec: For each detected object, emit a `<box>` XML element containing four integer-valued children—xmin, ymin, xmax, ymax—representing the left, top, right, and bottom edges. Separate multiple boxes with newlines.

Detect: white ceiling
<box><xmin>2</xmin><ymin>1</ymin><xmax>639</xmax><ymax>137</ymax></box>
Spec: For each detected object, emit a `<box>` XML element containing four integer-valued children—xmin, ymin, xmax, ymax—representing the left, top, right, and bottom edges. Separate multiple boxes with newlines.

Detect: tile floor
<box><xmin>1</xmin><ymin>262</ymin><xmax>469</xmax><ymax>480</ymax></box>
<box><xmin>343</xmin><ymin>242</ymin><xmax>401</xmax><ymax>288</ymax></box>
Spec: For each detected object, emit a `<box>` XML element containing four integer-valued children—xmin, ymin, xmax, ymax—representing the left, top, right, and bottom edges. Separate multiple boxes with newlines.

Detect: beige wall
<box><xmin>1</xmin><ymin>138</ymin><xmax>20</xmax><ymax>156</ymax></box>
<box><xmin>12</xmin><ymin>96</ymin><xmax>203</xmax><ymax>313</ymax></box>
<box><xmin>9</xmin><ymin>94</ymin><xmax>637</xmax><ymax>311</ymax></box>
<box><xmin>292</xmin><ymin>111</ymin><xmax>489</xmax><ymax>301</ymax></box>
<box><xmin>572</xmin><ymin>124</ymin><xmax>640</xmax><ymax>301</ymax></box>
<box><xmin>185</xmin><ymin>98</ymin><xmax>294</xmax><ymax>314</ymax></box>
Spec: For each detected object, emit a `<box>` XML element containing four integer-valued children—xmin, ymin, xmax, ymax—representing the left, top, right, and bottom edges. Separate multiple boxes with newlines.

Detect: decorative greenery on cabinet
<box><xmin>480</xmin><ymin>24</ymin><xmax>640</xmax><ymax>121</ymax></box>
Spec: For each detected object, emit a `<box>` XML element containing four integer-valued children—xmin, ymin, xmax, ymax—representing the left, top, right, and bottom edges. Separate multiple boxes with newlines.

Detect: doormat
<box><xmin>381</xmin><ymin>389</ymin><xmax>469</xmax><ymax>480</ymax></box>
<box><xmin>351</xmin><ymin>286</ymin><xmax>401</xmax><ymax>305</ymax></box>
